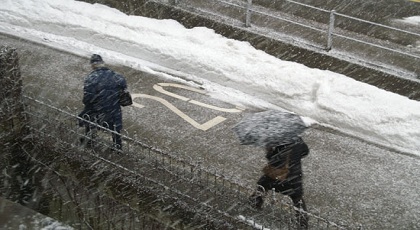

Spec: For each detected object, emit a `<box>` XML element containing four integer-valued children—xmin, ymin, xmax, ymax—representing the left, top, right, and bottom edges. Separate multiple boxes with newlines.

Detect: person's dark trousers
<box><xmin>80</xmin><ymin>125</ymin><xmax>95</xmax><ymax>147</ymax></box>
<box><xmin>251</xmin><ymin>175</ymin><xmax>309</xmax><ymax>229</ymax></box>
<box><xmin>290</xmin><ymin>194</ymin><xmax>309</xmax><ymax>230</ymax></box>
<box><xmin>112</xmin><ymin>131</ymin><xmax>122</xmax><ymax>149</ymax></box>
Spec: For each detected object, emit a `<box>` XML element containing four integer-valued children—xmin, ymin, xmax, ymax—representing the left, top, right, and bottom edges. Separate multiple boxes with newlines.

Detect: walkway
<box><xmin>2</xmin><ymin>32</ymin><xmax>420</xmax><ymax>229</ymax></box>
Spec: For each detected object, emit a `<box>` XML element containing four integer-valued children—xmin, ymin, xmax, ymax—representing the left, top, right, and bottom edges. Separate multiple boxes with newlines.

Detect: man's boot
<box><xmin>294</xmin><ymin>199</ymin><xmax>309</xmax><ymax>230</ymax></box>
<box><xmin>248</xmin><ymin>186</ymin><xmax>265</xmax><ymax>210</ymax></box>
<box><xmin>80</xmin><ymin>137</ymin><xmax>94</xmax><ymax>148</ymax></box>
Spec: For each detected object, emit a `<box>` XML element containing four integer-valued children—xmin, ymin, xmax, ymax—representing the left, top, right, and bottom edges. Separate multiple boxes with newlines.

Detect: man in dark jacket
<box><xmin>79</xmin><ymin>54</ymin><xmax>128</xmax><ymax>150</ymax></box>
<box><xmin>249</xmin><ymin>137</ymin><xmax>309</xmax><ymax>229</ymax></box>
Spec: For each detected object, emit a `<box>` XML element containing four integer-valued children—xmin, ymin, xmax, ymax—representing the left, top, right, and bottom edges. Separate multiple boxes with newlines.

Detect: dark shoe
<box><xmin>248</xmin><ymin>193</ymin><xmax>264</xmax><ymax>210</ymax></box>
<box><xmin>294</xmin><ymin>200</ymin><xmax>309</xmax><ymax>230</ymax></box>
<box><xmin>295</xmin><ymin>213</ymin><xmax>308</xmax><ymax>230</ymax></box>
<box><xmin>80</xmin><ymin>137</ymin><xmax>94</xmax><ymax>148</ymax></box>
<box><xmin>110</xmin><ymin>144</ymin><xmax>122</xmax><ymax>153</ymax></box>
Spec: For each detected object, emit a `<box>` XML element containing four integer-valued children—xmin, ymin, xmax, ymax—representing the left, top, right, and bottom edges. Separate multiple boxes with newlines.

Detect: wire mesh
<box><xmin>19</xmin><ymin>95</ymin><xmax>361</xmax><ymax>229</ymax></box>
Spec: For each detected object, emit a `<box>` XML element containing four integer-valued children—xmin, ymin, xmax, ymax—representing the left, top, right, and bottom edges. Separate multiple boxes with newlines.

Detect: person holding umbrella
<box><xmin>232</xmin><ymin>110</ymin><xmax>311</xmax><ymax>229</ymax></box>
<box><xmin>249</xmin><ymin>137</ymin><xmax>309</xmax><ymax>229</ymax></box>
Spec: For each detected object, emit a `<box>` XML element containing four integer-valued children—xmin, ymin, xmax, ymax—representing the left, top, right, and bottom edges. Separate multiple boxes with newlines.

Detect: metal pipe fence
<box><xmin>167</xmin><ymin>0</ymin><xmax>420</xmax><ymax>75</ymax></box>
<box><xmin>21</xmin><ymin>95</ymin><xmax>361</xmax><ymax>229</ymax></box>
<box><xmin>215</xmin><ymin>0</ymin><xmax>420</xmax><ymax>53</ymax></box>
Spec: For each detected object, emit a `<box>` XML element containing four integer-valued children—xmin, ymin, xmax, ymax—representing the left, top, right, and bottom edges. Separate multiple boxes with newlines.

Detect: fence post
<box><xmin>326</xmin><ymin>10</ymin><xmax>336</xmax><ymax>51</ymax></box>
<box><xmin>245</xmin><ymin>0</ymin><xmax>252</xmax><ymax>27</ymax></box>
<box><xmin>0</xmin><ymin>46</ymin><xmax>25</xmax><ymax>134</ymax></box>
<box><xmin>0</xmin><ymin>46</ymin><xmax>34</xmax><ymax>205</ymax></box>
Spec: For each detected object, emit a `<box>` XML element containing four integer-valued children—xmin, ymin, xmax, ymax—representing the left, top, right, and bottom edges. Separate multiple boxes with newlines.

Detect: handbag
<box><xmin>262</xmin><ymin>164</ymin><xmax>289</xmax><ymax>181</ymax></box>
<box><xmin>120</xmin><ymin>88</ymin><xmax>133</xmax><ymax>106</ymax></box>
<box><xmin>262</xmin><ymin>155</ymin><xmax>290</xmax><ymax>181</ymax></box>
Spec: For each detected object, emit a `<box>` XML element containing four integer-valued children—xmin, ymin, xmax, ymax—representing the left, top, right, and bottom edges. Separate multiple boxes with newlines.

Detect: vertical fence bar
<box><xmin>127</xmin><ymin>136</ymin><xmax>130</xmax><ymax>154</ymax></box>
<box><xmin>245</xmin><ymin>0</ymin><xmax>252</xmax><ymax>27</ymax></box>
<box><xmin>326</xmin><ymin>10</ymin><xmax>336</xmax><ymax>51</ymax></box>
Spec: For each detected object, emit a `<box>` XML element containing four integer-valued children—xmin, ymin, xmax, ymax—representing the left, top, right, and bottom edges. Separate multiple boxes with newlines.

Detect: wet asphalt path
<box><xmin>2</xmin><ymin>33</ymin><xmax>419</xmax><ymax>229</ymax></box>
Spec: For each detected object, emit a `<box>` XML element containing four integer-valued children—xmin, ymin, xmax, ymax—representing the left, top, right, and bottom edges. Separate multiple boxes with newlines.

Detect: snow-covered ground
<box><xmin>0</xmin><ymin>0</ymin><xmax>419</xmax><ymax>156</ymax></box>
<box><xmin>401</xmin><ymin>16</ymin><xmax>420</xmax><ymax>25</ymax></box>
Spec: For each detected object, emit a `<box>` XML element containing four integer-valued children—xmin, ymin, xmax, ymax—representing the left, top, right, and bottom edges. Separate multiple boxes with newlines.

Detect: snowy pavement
<box><xmin>1</xmin><ymin>0</ymin><xmax>420</xmax><ymax>228</ymax></box>
<box><xmin>2</xmin><ymin>33</ymin><xmax>419</xmax><ymax>229</ymax></box>
<box><xmin>1</xmin><ymin>0</ymin><xmax>420</xmax><ymax>156</ymax></box>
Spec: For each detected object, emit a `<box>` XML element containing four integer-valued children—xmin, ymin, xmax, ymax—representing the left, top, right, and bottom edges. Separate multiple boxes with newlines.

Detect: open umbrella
<box><xmin>232</xmin><ymin>110</ymin><xmax>308</xmax><ymax>147</ymax></box>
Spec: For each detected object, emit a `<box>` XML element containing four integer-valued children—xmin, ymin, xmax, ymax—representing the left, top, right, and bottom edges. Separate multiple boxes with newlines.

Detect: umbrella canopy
<box><xmin>232</xmin><ymin>110</ymin><xmax>308</xmax><ymax>147</ymax></box>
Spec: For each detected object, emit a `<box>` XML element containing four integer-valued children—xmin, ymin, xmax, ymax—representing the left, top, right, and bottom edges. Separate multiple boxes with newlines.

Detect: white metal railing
<box><xmin>332</xmin><ymin>11</ymin><xmax>420</xmax><ymax>58</ymax></box>
<box><xmin>245</xmin><ymin>0</ymin><xmax>420</xmax><ymax>55</ymax></box>
<box><xmin>168</xmin><ymin>0</ymin><xmax>420</xmax><ymax>71</ymax></box>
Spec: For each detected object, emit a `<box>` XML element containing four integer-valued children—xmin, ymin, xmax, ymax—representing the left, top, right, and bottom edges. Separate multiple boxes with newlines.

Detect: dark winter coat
<box><xmin>79</xmin><ymin>67</ymin><xmax>127</xmax><ymax>131</ymax></box>
<box><xmin>257</xmin><ymin>138</ymin><xmax>309</xmax><ymax>198</ymax></box>
<box><xmin>265</xmin><ymin>138</ymin><xmax>309</xmax><ymax>178</ymax></box>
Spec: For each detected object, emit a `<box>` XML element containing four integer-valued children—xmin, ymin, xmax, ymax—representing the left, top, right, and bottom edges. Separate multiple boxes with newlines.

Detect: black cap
<box><xmin>90</xmin><ymin>54</ymin><xmax>104</xmax><ymax>64</ymax></box>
